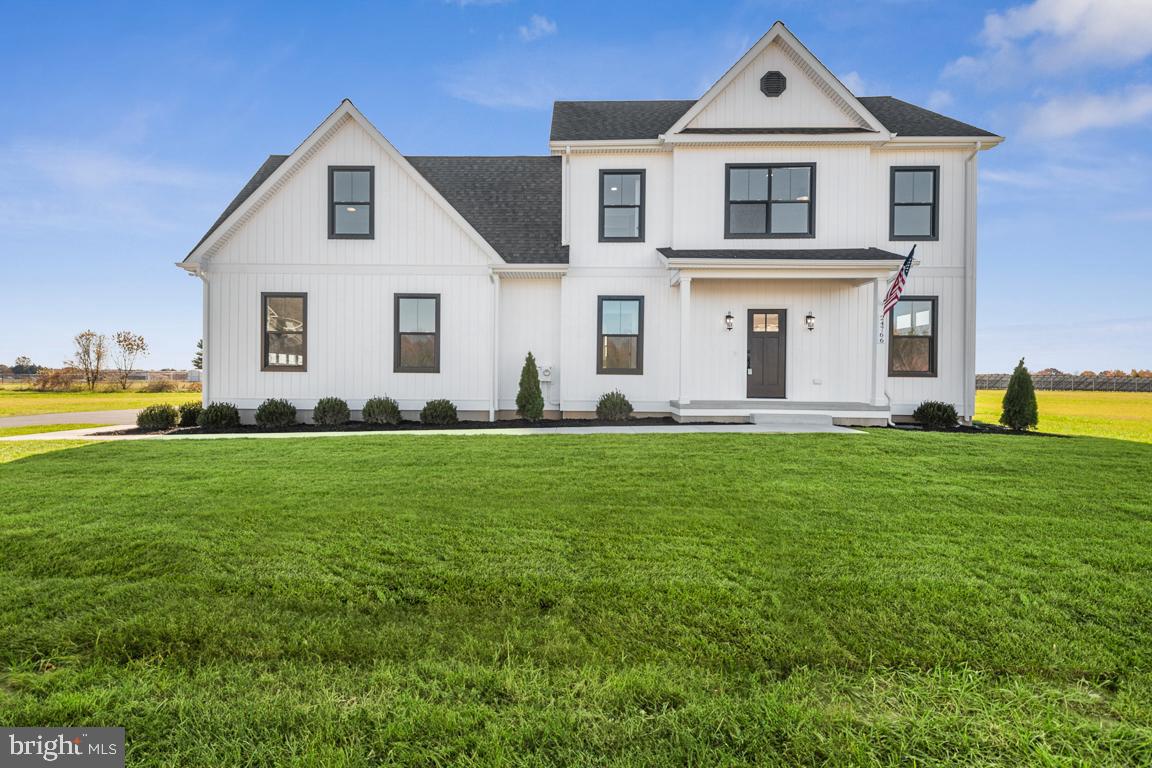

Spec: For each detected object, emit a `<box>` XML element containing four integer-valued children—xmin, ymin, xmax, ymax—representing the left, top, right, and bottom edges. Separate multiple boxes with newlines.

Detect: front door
<box><xmin>747</xmin><ymin>309</ymin><xmax>786</xmax><ymax>398</ymax></box>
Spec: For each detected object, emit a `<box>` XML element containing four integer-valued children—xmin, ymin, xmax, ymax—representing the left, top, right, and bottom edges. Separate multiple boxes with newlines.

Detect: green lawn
<box><xmin>1</xmin><ymin>432</ymin><xmax>1150</xmax><ymax>765</ymax></box>
<box><xmin>0</xmin><ymin>388</ymin><xmax>196</xmax><ymax>417</ymax></box>
<box><xmin>976</xmin><ymin>389</ymin><xmax>1152</xmax><ymax>443</ymax></box>
<box><xmin>0</xmin><ymin>423</ymin><xmax>105</xmax><ymax>437</ymax></box>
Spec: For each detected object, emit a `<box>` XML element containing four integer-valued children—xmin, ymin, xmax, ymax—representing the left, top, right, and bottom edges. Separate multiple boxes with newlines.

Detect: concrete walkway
<box><xmin>0</xmin><ymin>409</ymin><xmax>140</xmax><ymax>428</ymax></box>
<box><xmin>1</xmin><ymin>421</ymin><xmax>862</xmax><ymax>441</ymax></box>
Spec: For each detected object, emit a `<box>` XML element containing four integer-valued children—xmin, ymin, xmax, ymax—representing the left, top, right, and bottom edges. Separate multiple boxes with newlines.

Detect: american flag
<box><xmin>881</xmin><ymin>245</ymin><xmax>917</xmax><ymax>316</ymax></box>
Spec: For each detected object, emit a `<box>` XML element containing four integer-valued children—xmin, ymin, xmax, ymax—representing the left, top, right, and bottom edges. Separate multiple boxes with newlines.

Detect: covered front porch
<box><xmin>660</xmin><ymin>247</ymin><xmax>906</xmax><ymax>426</ymax></box>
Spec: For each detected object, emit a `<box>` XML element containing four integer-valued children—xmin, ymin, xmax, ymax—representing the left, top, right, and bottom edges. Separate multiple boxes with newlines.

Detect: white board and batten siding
<box><xmin>203</xmin><ymin>115</ymin><xmax>497</xmax><ymax>417</ymax></box>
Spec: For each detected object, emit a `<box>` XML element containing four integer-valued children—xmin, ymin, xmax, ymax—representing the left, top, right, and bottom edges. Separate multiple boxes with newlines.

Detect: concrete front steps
<box><xmin>750</xmin><ymin>412</ymin><xmax>835</xmax><ymax>427</ymax></box>
<box><xmin>670</xmin><ymin>399</ymin><xmax>890</xmax><ymax>427</ymax></box>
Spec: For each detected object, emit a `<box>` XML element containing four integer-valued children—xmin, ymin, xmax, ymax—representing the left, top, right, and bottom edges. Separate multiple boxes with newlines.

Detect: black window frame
<box><xmin>889</xmin><ymin>166</ymin><xmax>939</xmax><ymax>241</ymax></box>
<box><xmin>596</xmin><ymin>295</ymin><xmax>644</xmax><ymax>375</ymax></box>
<box><xmin>888</xmin><ymin>295</ymin><xmax>938</xmax><ymax>378</ymax></box>
<box><xmin>599</xmin><ymin>169</ymin><xmax>646</xmax><ymax>242</ymax></box>
<box><xmin>260</xmin><ymin>292</ymin><xmax>308</xmax><ymax>373</ymax></box>
<box><xmin>724</xmin><ymin>162</ymin><xmax>816</xmax><ymax>239</ymax></box>
<box><xmin>394</xmin><ymin>293</ymin><xmax>440</xmax><ymax>374</ymax></box>
<box><xmin>328</xmin><ymin>165</ymin><xmax>375</xmax><ymax>240</ymax></box>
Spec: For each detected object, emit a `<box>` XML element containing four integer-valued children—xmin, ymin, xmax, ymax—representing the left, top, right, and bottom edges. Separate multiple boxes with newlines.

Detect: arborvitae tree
<box><xmin>1000</xmin><ymin>357</ymin><xmax>1039</xmax><ymax>431</ymax></box>
<box><xmin>516</xmin><ymin>351</ymin><xmax>544</xmax><ymax>421</ymax></box>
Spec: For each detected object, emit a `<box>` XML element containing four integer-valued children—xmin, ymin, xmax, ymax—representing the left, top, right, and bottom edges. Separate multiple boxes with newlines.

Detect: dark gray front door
<box><xmin>747</xmin><ymin>309</ymin><xmax>786</xmax><ymax>398</ymax></box>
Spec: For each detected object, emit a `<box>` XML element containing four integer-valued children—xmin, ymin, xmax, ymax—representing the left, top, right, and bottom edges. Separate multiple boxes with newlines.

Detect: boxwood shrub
<box><xmin>596</xmin><ymin>390</ymin><xmax>633</xmax><ymax>421</ymax></box>
<box><xmin>255</xmin><ymin>398</ymin><xmax>297</xmax><ymax>429</ymax></box>
<box><xmin>363</xmin><ymin>396</ymin><xmax>402</xmax><ymax>425</ymax></box>
<box><xmin>420</xmin><ymin>399</ymin><xmax>458</xmax><ymax>426</ymax></box>
<box><xmin>198</xmin><ymin>402</ymin><xmax>240</xmax><ymax>432</ymax></box>
<box><xmin>313</xmin><ymin>396</ymin><xmax>350</xmax><ymax>426</ymax></box>
<box><xmin>177</xmin><ymin>401</ymin><xmax>203</xmax><ymax>428</ymax></box>
<box><xmin>913</xmin><ymin>400</ymin><xmax>959</xmax><ymax>430</ymax></box>
<box><xmin>137</xmin><ymin>404</ymin><xmax>178</xmax><ymax>431</ymax></box>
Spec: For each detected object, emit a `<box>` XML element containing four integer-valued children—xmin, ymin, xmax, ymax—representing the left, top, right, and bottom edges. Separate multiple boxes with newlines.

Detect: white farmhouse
<box><xmin>180</xmin><ymin>22</ymin><xmax>1001</xmax><ymax>426</ymax></box>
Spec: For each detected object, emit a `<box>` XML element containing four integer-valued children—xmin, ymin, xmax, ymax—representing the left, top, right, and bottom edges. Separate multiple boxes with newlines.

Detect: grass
<box><xmin>1</xmin><ymin>431</ymin><xmax>1150</xmax><ymax>766</ymax></box>
<box><xmin>0</xmin><ymin>423</ymin><xmax>105</xmax><ymax>437</ymax></box>
<box><xmin>0</xmin><ymin>388</ymin><xmax>196</xmax><ymax>417</ymax></box>
<box><xmin>976</xmin><ymin>389</ymin><xmax>1152</xmax><ymax>443</ymax></box>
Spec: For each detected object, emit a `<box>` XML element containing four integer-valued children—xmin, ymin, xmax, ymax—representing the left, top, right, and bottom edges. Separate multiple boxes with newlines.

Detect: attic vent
<box><xmin>760</xmin><ymin>71</ymin><xmax>787</xmax><ymax>98</ymax></box>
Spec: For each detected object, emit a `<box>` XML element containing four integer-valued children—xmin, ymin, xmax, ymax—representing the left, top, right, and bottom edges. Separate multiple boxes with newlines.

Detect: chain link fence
<box><xmin>976</xmin><ymin>374</ymin><xmax>1152</xmax><ymax>392</ymax></box>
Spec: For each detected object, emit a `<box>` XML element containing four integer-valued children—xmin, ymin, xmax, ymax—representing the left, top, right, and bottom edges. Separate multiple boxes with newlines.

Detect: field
<box><xmin>0</xmin><ymin>387</ymin><xmax>196</xmax><ymax>418</ymax></box>
<box><xmin>1</xmin><ymin>431</ymin><xmax>1150</xmax><ymax>766</ymax></box>
<box><xmin>976</xmin><ymin>389</ymin><xmax>1152</xmax><ymax>443</ymax></box>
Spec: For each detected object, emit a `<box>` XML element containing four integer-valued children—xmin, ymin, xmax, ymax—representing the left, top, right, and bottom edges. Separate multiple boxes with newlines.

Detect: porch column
<box><xmin>871</xmin><ymin>277</ymin><xmax>887</xmax><ymax>407</ymax></box>
<box><xmin>679</xmin><ymin>276</ymin><xmax>692</xmax><ymax>406</ymax></box>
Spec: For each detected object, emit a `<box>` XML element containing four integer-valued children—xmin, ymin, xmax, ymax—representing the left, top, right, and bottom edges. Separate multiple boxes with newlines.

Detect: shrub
<box><xmin>141</xmin><ymin>378</ymin><xmax>176</xmax><ymax>392</ymax></box>
<box><xmin>363</xmin><ymin>396</ymin><xmax>402</xmax><ymax>425</ymax></box>
<box><xmin>177</xmin><ymin>401</ymin><xmax>203</xmax><ymax>428</ymax></box>
<box><xmin>255</xmin><ymin>398</ymin><xmax>297</xmax><ymax>429</ymax></box>
<box><xmin>313</xmin><ymin>396</ymin><xmax>350</xmax><ymax>426</ymax></box>
<box><xmin>596</xmin><ymin>390</ymin><xmax>633</xmax><ymax>421</ymax></box>
<box><xmin>33</xmin><ymin>367</ymin><xmax>77</xmax><ymax>391</ymax></box>
<box><xmin>198</xmin><ymin>402</ymin><xmax>240</xmax><ymax>432</ymax></box>
<box><xmin>420</xmin><ymin>399</ymin><xmax>458</xmax><ymax>426</ymax></box>
<box><xmin>913</xmin><ymin>400</ymin><xmax>959</xmax><ymax>430</ymax></box>
<box><xmin>1000</xmin><ymin>357</ymin><xmax>1039</xmax><ymax>431</ymax></box>
<box><xmin>516</xmin><ymin>351</ymin><xmax>545</xmax><ymax>421</ymax></box>
<box><xmin>137</xmin><ymin>403</ymin><xmax>178</xmax><ymax>431</ymax></box>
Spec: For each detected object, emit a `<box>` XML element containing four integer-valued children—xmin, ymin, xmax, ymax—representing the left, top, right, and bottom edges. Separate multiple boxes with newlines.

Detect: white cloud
<box><xmin>946</xmin><ymin>0</ymin><xmax>1152</xmax><ymax>81</ymax></box>
<box><xmin>927</xmin><ymin>89</ymin><xmax>954</xmax><ymax>110</ymax></box>
<box><xmin>1020</xmin><ymin>84</ymin><xmax>1152</xmax><ymax>138</ymax></box>
<box><xmin>839</xmin><ymin>71</ymin><xmax>866</xmax><ymax>94</ymax></box>
<box><xmin>518</xmin><ymin>14</ymin><xmax>557</xmax><ymax>42</ymax></box>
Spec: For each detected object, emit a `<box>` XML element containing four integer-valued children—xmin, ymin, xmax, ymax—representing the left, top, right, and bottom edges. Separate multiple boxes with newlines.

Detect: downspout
<box><xmin>199</xmin><ymin>269</ymin><xmax>209</xmax><ymax>406</ymax></box>
<box><xmin>490</xmin><ymin>272</ymin><xmax>501</xmax><ymax>421</ymax></box>
<box><xmin>962</xmin><ymin>141</ymin><xmax>983</xmax><ymax>423</ymax></box>
<box><xmin>562</xmin><ymin>145</ymin><xmax>571</xmax><ymax>246</ymax></box>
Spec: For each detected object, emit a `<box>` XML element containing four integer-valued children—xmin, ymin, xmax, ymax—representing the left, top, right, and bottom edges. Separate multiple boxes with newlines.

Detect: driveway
<box><xmin>0</xmin><ymin>409</ymin><xmax>142</xmax><ymax>428</ymax></box>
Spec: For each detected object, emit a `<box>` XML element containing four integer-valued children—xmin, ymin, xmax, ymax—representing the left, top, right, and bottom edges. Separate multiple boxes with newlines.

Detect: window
<box><xmin>890</xmin><ymin>167</ymin><xmax>938</xmax><ymax>240</ymax></box>
<box><xmin>726</xmin><ymin>163</ymin><xmax>815</xmax><ymax>238</ymax></box>
<box><xmin>261</xmin><ymin>293</ymin><xmax>307</xmax><ymax>372</ymax></box>
<box><xmin>329</xmin><ymin>166</ymin><xmax>374</xmax><ymax>238</ymax></box>
<box><xmin>597</xmin><ymin>296</ymin><xmax>644</xmax><ymax>374</ymax></box>
<box><xmin>600</xmin><ymin>170</ymin><xmax>645</xmax><ymax>241</ymax></box>
<box><xmin>889</xmin><ymin>296</ymin><xmax>937</xmax><ymax>376</ymax></box>
<box><xmin>395</xmin><ymin>294</ymin><xmax>439</xmax><ymax>373</ymax></box>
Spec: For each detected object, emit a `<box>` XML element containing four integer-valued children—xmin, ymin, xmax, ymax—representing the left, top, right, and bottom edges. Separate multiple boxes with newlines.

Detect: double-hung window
<box><xmin>261</xmin><ymin>293</ymin><xmax>307</xmax><ymax>371</ymax></box>
<box><xmin>599</xmin><ymin>170</ymin><xmax>645</xmax><ymax>241</ymax></box>
<box><xmin>395</xmin><ymin>294</ymin><xmax>440</xmax><ymax>373</ymax></box>
<box><xmin>726</xmin><ymin>164</ymin><xmax>814</xmax><ymax>237</ymax></box>
<box><xmin>890</xmin><ymin>167</ymin><xmax>938</xmax><ymax>240</ymax></box>
<box><xmin>889</xmin><ymin>296</ymin><xmax>937</xmax><ymax>376</ymax></box>
<box><xmin>597</xmin><ymin>296</ymin><xmax>644</xmax><ymax>374</ymax></box>
<box><xmin>329</xmin><ymin>166</ymin><xmax>374</xmax><ymax>238</ymax></box>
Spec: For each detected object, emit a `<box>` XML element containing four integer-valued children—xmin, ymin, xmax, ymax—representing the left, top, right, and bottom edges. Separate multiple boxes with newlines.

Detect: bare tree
<box><xmin>71</xmin><ymin>330</ymin><xmax>108</xmax><ymax>390</ymax></box>
<box><xmin>113</xmin><ymin>331</ymin><xmax>149</xmax><ymax>389</ymax></box>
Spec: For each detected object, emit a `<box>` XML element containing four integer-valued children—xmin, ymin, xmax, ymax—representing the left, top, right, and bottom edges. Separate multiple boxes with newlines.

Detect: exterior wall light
<box><xmin>805</xmin><ymin>312</ymin><xmax>816</xmax><ymax>331</ymax></box>
<box><xmin>724</xmin><ymin>311</ymin><xmax>734</xmax><ymax>331</ymax></box>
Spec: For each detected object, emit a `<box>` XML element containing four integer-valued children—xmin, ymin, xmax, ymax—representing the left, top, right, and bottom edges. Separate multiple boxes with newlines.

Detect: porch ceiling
<box><xmin>658</xmin><ymin>247</ymin><xmax>908</xmax><ymax>283</ymax></box>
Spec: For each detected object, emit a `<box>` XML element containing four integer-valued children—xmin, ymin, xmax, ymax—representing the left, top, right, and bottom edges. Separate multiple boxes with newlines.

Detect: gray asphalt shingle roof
<box><xmin>407</xmin><ymin>155</ymin><xmax>567</xmax><ymax>264</ymax></box>
<box><xmin>550</xmin><ymin>96</ymin><xmax>998</xmax><ymax>141</ymax></box>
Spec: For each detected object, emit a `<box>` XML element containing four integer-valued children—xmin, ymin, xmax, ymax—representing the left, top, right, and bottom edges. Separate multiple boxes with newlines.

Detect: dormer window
<box><xmin>726</xmin><ymin>164</ymin><xmax>815</xmax><ymax>238</ymax></box>
<box><xmin>328</xmin><ymin>166</ymin><xmax>374</xmax><ymax>239</ymax></box>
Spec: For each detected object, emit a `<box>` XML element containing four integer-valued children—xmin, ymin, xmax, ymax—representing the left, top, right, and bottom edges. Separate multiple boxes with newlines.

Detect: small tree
<box><xmin>113</xmin><ymin>331</ymin><xmax>148</xmax><ymax>390</ymax></box>
<box><xmin>516</xmin><ymin>351</ymin><xmax>545</xmax><ymax>421</ymax></box>
<box><xmin>192</xmin><ymin>339</ymin><xmax>203</xmax><ymax>370</ymax></box>
<box><xmin>1000</xmin><ymin>357</ymin><xmax>1039</xmax><ymax>431</ymax></box>
<box><xmin>12</xmin><ymin>356</ymin><xmax>39</xmax><ymax>374</ymax></box>
<box><xmin>71</xmin><ymin>330</ymin><xmax>107</xmax><ymax>391</ymax></box>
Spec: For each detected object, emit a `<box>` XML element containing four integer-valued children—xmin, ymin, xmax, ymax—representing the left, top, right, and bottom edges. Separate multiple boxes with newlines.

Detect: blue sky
<box><xmin>1</xmin><ymin>0</ymin><xmax>1149</xmax><ymax>372</ymax></box>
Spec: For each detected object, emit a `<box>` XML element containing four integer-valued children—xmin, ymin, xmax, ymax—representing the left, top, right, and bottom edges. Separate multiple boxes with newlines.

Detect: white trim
<box><xmin>184</xmin><ymin>100</ymin><xmax>507</xmax><ymax>268</ymax></box>
<box><xmin>663</xmin><ymin>21</ymin><xmax>889</xmax><ymax>138</ymax></box>
<box><xmin>492</xmin><ymin>264</ymin><xmax>568</xmax><ymax>279</ymax></box>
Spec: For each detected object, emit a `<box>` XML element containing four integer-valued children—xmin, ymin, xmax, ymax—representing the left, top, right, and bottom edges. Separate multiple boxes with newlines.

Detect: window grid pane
<box><xmin>263</xmin><ymin>295</ymin><xmax>306</xmax><ymax>370</ymax></box>
<box><xmin>729</xmin><ymin>166</ymin><xmax>812</xmax><ymax>235</ymax></box>
<box><xmin>598</xmin><ymin>297</ymin><xmax>642</xmax><ymax>373</ymax></box>
<box><xmin>890</xmin><ymin>298</ymin><xmax>935</xmax><ymax>375</ymax></box>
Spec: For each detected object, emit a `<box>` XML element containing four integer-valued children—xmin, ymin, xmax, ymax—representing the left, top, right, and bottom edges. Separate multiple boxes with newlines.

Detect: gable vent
<box><xmin>760</xmin><ymin>71</ymin><xmax>787</xmax><ymax>98</ymax></box>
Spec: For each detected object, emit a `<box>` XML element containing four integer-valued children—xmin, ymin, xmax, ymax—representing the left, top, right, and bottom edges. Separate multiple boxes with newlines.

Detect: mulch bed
<box><xmin>115</xmin><ymin>416</ymin><xmax>718</xmax><ymax>436</ymax></box>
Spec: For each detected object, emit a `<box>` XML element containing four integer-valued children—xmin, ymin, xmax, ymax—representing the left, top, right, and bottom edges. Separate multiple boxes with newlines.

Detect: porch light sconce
<box><xmin>724</xmin><ymin>311</ymin><xmax>734</xmax><ymax>331</ymax></box>
<box><xmin>805</xmin><ymin>311</ymin><xmax>816</xmax><ymax>331</ymax></box>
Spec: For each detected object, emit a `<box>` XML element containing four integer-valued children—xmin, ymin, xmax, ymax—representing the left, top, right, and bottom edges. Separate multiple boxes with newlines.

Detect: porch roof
<box><xmin>657</xmin><ymin>247</ymin><xmax>905</xmax><ymax>262</ymax></box>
